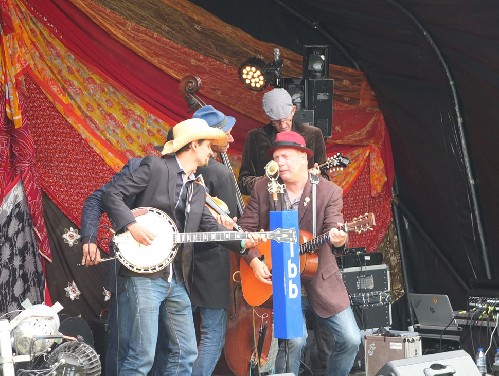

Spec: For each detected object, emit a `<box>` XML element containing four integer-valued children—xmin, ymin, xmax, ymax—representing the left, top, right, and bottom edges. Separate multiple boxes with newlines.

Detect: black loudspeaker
<box><xmin>59</xmin><ymin>316</ymin><xmax>95</xmax><ymax>348</ymax></box>
<box><xmin>88</xmin><ymin>318</ymin><xmax>109</xmax><ymax>375</ymax></box>
<box><xmin>306</xmin><ymin>79</ymin><xmax>333</xmax><ymax>137</ymax></box>
<box><xmin>376</xmin><ymin>349</ymin><xmax>481</xmax><ymax>375</ymax></box>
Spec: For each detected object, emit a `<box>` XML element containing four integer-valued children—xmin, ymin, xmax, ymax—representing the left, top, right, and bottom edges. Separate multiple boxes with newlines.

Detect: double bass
<box><xmin>179</xmin><ymin>76</ymin><xmax>273</xmax><ymax>375</ymax></box>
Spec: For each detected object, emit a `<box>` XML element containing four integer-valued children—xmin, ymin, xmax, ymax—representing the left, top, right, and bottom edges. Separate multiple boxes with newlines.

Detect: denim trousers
<box><xmin>191</xmin><ymin>307</ymin><xmax>227</xmax><ymax>376</ymax></box>
<box><xmin>275</xmin><ymin>303</ymin><xmax>361</xmax><ymax>376</ymax></box>
<box><xmin>116</xmin><ymin>276</ymin><xmax>197</xmax><ymax>376</ymax></box>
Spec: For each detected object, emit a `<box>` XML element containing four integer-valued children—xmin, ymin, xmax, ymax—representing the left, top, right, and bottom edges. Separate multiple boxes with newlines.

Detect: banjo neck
<box><xmin>173</xmin><ymin>228</ymin><xmax>296</xmax><ymax>244</ymax></box>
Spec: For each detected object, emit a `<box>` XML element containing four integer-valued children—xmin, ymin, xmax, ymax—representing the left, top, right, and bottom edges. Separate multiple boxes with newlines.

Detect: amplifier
<box><xmin>468</xmin><ymin>296</ymin><xmax>499</xmax><ymax>312</ymax></box>
<box><xmin>468</xmin><ymin>279</ymin><xmax>499</xmax><ymax>312</ymax></box>
<box><xmin>352</xmin><ymin>303</ymin><xmax>391</xmax><ymax>330</ymax></box>
<box><xmin>342</xmin><ymin>264</ymin><xmax>390</xmax><ymax>297</ymax></box>
<box><xmin>365</xmin><ymin>333</ymin><xmax>421</xmax><ymax>376</ymax></box>
<box><xmin>343</xmin><ymin>264</ymin><xmax>392</xmax><ymax>330</ymax></box>
<box><xmin>337</xmin><ymin>251</ymin><xmax>383</xmax><ymax>268</ymax></box>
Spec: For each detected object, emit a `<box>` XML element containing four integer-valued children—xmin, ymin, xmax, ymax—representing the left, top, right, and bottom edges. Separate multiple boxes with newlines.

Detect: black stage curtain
<box><xmin>42</xmin><ymin>192</ymin><xmax>110</xmax><ymax>321</ymax></box>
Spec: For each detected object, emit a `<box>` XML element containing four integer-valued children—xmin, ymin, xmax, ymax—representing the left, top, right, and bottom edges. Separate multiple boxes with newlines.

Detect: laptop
<box><xmin>409</xmin><ymin>293</ymin><xmax>457</xmax><ymax>328</ymax></box>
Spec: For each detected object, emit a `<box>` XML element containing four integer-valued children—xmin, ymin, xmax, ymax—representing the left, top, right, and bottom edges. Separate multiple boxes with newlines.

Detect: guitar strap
<box><xmin>310</xmin><ymin>174</ymin><xmax>319</xmax><ymax>237</ymax></box>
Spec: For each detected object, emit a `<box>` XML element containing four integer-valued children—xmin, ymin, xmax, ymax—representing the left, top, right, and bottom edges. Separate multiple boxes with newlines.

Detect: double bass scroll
<box><xmin>179</xmin><ymin>75</ymin><xmax>206</xmax><ymax>111</ymax></box>
<box><xmin>179</xmin><ymin>75</ymin><xmax>245</xmax><ymax>216</ymax></box>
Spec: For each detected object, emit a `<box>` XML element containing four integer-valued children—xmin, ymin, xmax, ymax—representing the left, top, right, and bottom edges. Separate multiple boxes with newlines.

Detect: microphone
<box><xmin>272</xmin><ymin>48</ymin><xmax>283</xmax><ymax>87</ymax></box>
<box><xmin>265</xmin><ymin>160</ymin><xmax>281</xmax><ymax>208</ymax></box>
<box><xmin>265</xmin><ymin>160</ymin><xmax>279</xmax><ymax>179</ymax></box>
<box><xmin>274</xmin><ymin>48</ymin><xmax>281</xmax><ymax>63</ymax></box>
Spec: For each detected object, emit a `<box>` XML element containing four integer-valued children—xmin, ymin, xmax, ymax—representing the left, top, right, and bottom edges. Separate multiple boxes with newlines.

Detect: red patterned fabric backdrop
<box><xmin>0</xmin><ymin>0</ymin><xmax>397</xmax><ymax>306</ymax></box>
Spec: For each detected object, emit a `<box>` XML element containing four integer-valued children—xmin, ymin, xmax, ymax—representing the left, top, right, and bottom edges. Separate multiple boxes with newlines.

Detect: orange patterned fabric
<box><xmin>1</xmin><ymin>32</ymin><xmax>23</xmax><ymax>129</ymax></box>
<box><xmin>2</xmin><ymin>0</ymin><xmax>175</xmax><ymax>171</ymax></box>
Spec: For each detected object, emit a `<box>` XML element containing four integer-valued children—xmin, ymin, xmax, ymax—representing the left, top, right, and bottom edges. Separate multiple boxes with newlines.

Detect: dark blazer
<box><xmin>238</xmin><ymin>122</ymin><xmax>327</xmax><ymax>195</ymax></box>
<box><xmin>101</xmin><ymin>155</ymin><xmax>240</xmax><ymax>293</ymax></box>
<box><xmin>191</xmin><ymin>158</ymin><xmax>238</xmax><ymax>309</ymax></box>
<box><xmin>237</xmin><ymin>175</ymin><xmax>351</xmax><ymax>318</ymax></box>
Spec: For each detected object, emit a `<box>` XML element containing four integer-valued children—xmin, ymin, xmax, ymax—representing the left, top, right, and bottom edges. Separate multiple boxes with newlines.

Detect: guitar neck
<box><xmin>299</xmin><ymin>223</ymin><xmax>358</xmax><ymax>255</ymax></box>
<box><xmin>220</xmin><ymin>152</ymin><xmax>245</xmax><ymax>215</ymax></box>
<box><xmin>300</xmin><ymin>233</ymin><xmax>330</xmax><ymax>255</ymax></box>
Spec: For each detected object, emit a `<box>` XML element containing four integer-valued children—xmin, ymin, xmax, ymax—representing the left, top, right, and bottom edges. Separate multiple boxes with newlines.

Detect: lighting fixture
<box><xmin>238</xmin><ymin>49</ymin><xmax>283</xmax><ymax>91</ymax></box>
<box><xmin>303</xmin><ymin>45</ymin><xmax>329</xmax><ymax>79</ymax></box>
<box><xmin>238</xmin><ymin>57</ymin><xmax>268</xmax><ymax>91</ymax></box>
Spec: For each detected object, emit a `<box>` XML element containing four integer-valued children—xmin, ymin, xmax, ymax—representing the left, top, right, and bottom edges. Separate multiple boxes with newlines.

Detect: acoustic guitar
<box><xmin>240</xmin><ymin>212</ymin><xmax>375</xmax><ymax>307</ymax></box>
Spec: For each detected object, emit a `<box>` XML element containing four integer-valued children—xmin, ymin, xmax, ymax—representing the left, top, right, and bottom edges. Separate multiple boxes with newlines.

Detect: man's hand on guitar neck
<box><xmin>241</xmin><ymin>231</ymin><xmax>267</xmax><ymax>249</ymax></box>
<box><xmin>329</xmin><ymin>226</ymin><xmax>347</xmax><ymax>248</ymax></box>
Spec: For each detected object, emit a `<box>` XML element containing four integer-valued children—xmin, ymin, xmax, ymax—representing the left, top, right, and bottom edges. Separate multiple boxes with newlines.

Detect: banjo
<box><xmin>112</xmin><ymin>207</ymin><xmax>297</xmax><ymax>274</ymax></box>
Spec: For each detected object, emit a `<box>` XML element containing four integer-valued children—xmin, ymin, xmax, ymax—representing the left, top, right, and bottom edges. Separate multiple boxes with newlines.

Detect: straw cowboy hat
<box><xmin>160</xmin><ymin>118</ymin><xmax>228</xmax><ymax>155</ymax></box>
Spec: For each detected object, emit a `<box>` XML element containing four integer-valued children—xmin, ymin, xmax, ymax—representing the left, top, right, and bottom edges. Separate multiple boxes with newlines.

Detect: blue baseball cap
<box><xmin>192</xmin><ymin>105</ymin><xmax>236</xmax><ymax>133</ymax></box>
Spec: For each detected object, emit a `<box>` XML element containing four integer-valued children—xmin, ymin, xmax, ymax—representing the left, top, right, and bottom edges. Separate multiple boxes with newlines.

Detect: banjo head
<box><xmin>113</xmin><ymin>207</ymin><xmax>179</xmax><ymax>273</ymax></box>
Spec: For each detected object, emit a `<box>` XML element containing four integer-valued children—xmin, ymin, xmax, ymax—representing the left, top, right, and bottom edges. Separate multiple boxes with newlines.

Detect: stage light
<box><xmin>10</xmin><ymin>302</ymin><xmax>63</xmax><ymax>355</ymax></box>
<box><xmin>308</xmin><ymin>54</ymin><xmax>326</xmax><ymax>77</ymax></box>
<box><xmin>303</xmin><ymin>45</ymin><xmax>329</xmax><ymax>79</ymax></box>
<box><xmin>239</xmin><ymin>57</ymin><xmax>269</xmax><ymax>91</ymax></box>
<box><xmin>238</xmin><ymin>49</ymin><xmax>283</xmax><ymax>91</ymax></box>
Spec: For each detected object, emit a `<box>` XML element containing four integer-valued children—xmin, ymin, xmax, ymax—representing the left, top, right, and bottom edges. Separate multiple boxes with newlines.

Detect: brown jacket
<box><xmin>237</xmin><ymin>175</ymin><xmax>351</xmax><ymax>318</ymax></box>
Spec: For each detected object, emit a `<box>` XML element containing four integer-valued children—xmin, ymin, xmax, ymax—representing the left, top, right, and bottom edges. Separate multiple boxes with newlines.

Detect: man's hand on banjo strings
<box><xmin>128</xmin><ymin>222</ymin><xmax>156</xmax><ymax>246</ymax></box>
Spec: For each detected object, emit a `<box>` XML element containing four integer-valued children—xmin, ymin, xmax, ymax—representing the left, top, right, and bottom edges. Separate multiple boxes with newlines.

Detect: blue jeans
<box><xmin>275</xmin><ymin>304</ymin><xmax>361</xmax><ymax>376</ymax></box>
<box><xmin>118</xmin><ymin>276</ymin><xmax>197</xmax><ymax>375</ymax></box>
<box><xmin>191</xmin><ymin>307</ymin><xmax>227</xmax><ymax>376</ymax></box>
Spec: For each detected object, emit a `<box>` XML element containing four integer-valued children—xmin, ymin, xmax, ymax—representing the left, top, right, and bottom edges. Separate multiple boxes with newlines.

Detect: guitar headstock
<box><xmin>320</xmin><ymin>153</ymin><xmax>351</xmax><ymax>172</ymax></box>
<box><xmin>268</xmin><ymin>228</ymin><xmax>297</xmax><ymax>243</ymax></box>
<box><xmin>343</xmin><ymin>212</ymin><xmax>376</xmax><ymax>233</ymax></box>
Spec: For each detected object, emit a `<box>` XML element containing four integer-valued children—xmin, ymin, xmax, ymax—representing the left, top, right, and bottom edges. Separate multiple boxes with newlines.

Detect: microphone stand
<box><xmin>264</xmin><ymin>161</ymin><xmax>291</xmax><ymax>373</ymax></box>
<box><xmin>268</xmin><ymin>179</ymin><xmax>285</xmax><ymax>211</ymax></box>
